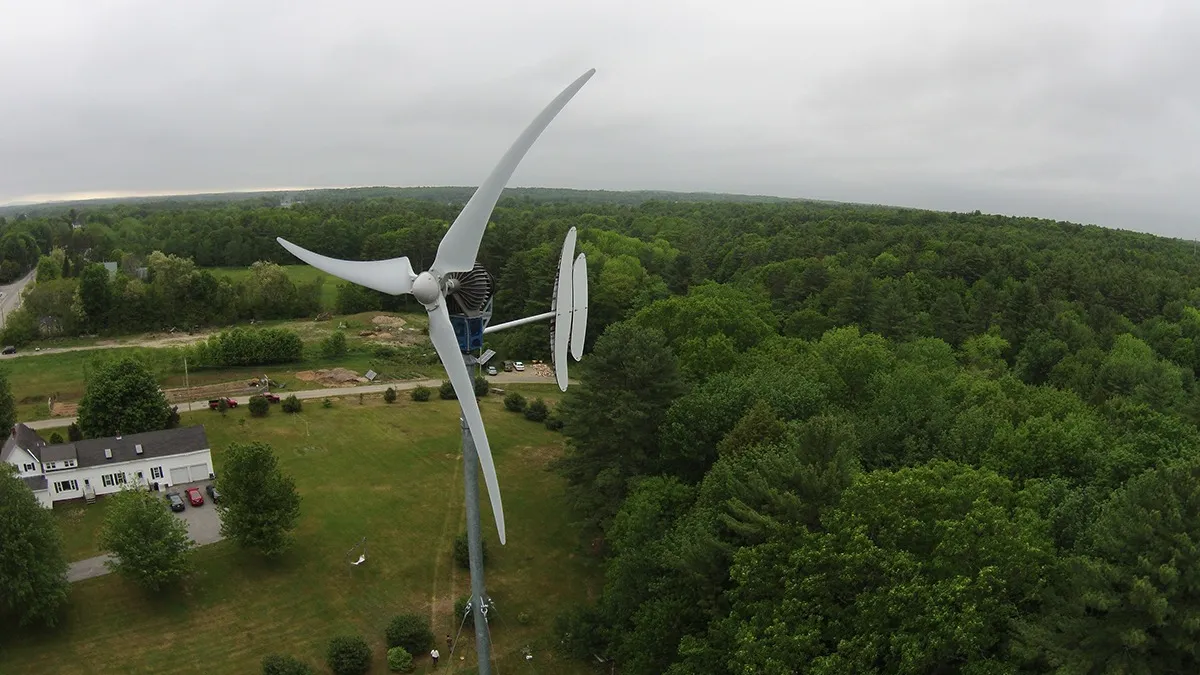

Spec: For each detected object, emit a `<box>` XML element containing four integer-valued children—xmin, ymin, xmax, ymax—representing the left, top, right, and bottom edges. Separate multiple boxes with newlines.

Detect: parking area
<box><xmin>163</xmin><ymin>479</ymin><xmax>223</xmax><ymax>545</ymax></box>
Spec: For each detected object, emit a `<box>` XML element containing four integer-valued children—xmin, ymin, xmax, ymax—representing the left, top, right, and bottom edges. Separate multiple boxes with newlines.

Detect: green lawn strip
<box><xmin>208</xmin><ymin>264</ymin><xmax>340</xmax><ymax>311</ymax></box>
<box><xmin>0</xmin><ymin>396</ymin><xmax>599</xmax><ymax>674</ymax></box>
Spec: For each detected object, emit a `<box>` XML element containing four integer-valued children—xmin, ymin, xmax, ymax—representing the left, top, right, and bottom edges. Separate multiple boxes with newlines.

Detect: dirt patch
<box><xmin>50</xmin><ymin>401</ymin><xmax>78</xmax><ymax>417</ymax></box>
<box><xmin>294</xmin><ymin>368</ymin><xmax>368</xmax><ymax>387</ymax></box>
<box><xmin>371</xmin><ymin>315</ymin><xmax>407</xmax><ymax>328</ymax></box>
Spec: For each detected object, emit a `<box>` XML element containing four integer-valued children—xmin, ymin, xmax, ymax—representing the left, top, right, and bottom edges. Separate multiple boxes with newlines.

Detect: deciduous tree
<box><xmin>0</xmin><ymin>465</ymin><xmax>69</xmax><ymax>626</ymax></box>
<box><xmin>98</xmin><ymin>487</ymin><xmax>193</xmax><ymax>590</ymax></box>
<box><xmin>217</xmin><ymin>441</ymin><xmax>302</xmax><ymax>556</ymax></box>
<box><xmin>77</xmin><ymin>357</ymin><xmax>172</xmax><ymax>438</ymax></box>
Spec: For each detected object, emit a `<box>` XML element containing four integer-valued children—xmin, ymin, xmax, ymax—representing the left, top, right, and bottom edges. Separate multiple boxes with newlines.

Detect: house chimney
<box><xmin>134</xmin><ymin>444</ymin><xmax>143</xmax><ymax>455</ymax></box>
<box><xmin>104</xmin><ymin>448</ymin><xmax>112</xmax><ymax>459</ymax></box>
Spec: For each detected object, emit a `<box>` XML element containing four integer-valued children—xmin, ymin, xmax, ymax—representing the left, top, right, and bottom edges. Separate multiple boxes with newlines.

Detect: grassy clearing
<box><xmin>209</xmin><ymin>265</ymin><xmax>340</xmax><ymax>311</ymax></box>
<box><xmin>1</xmin><ymin>395</ymin><xmax>600</xmax><ymax>674</ymax></box>
<box><xmin>53</xmin><ymin>500</ymin><xmax>112</xmax><ymax>562</ymax></box>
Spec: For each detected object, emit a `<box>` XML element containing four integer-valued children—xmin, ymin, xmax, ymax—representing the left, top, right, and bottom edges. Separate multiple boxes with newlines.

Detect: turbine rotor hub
<box><xmin>412</xmin><ymin>271</ymin><xmax>441</xmax><ymax>306</ymax></box>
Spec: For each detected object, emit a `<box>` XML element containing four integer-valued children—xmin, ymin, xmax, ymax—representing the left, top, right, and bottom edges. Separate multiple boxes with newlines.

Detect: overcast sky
<box><xmin>1</xmin><ymin>0</ymin><xmax>1196</xmax><ymax>239</ymax></box>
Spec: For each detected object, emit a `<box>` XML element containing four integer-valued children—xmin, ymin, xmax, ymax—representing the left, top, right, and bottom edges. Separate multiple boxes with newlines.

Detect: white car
<box><xmin>513</xmin><ymin>361</ymin><xmax>525</xmax><ymax>371</ymax></box>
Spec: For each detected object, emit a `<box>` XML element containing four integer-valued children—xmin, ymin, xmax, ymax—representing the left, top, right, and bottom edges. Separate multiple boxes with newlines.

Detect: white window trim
<box><xmin>151</xmin><ymin>466</ymin><xmax>163</xmax><ymax>479</ymax></box>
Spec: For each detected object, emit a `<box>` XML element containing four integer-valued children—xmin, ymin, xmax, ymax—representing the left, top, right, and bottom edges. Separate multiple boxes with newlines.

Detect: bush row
<box><xmin>192</xmin><ymin>327</ymin><xmax>304</xmax><ymax>367</ymax></box>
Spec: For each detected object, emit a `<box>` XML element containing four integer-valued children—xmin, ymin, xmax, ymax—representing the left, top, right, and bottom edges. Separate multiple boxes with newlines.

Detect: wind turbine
<box><xmin>276</xmin><ymin>68</ymin><xmax>594</xmax><ymax>673</ymax></box>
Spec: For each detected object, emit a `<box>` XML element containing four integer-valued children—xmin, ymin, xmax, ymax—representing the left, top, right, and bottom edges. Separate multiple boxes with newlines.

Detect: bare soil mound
<box><xmin>294</xmin><ymin>368</ymin><xmax>368</xmax><ymax>387</ymax></box>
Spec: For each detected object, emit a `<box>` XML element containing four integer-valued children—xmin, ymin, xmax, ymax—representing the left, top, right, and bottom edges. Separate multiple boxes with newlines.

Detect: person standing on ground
<box><xmin>446</xmin><ymin>634</ymin><xmax>452</xmax><ymax>651</ymax></box>
<box><xmin>430</xmin><ymin>648</ymin><xmax>440</xmax><ymax>669</ymax></box>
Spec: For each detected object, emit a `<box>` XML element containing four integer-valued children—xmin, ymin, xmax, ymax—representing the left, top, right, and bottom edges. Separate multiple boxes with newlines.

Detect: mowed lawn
<box><xmin>0</xmin><ymin>394</ymin><xmax>602</xmax><ymax>674</ymax></box>
<box><xmin>210</xmin><ymin>265</ymin><xmax>340</xmax><ymax>311</ymax></box>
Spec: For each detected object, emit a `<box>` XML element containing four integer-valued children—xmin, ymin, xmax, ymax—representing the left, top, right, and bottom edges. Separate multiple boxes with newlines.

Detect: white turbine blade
<box><xmin>427</xmin><ymin>300</ymin><xmax>507</xmax><ymax>545</ymax></box>
<box><xmin>570</xmin><ymin>252</ymin><xmax>588</xmax><ymax>361</ymax></box>
<box><xmin>552</xmin><ymin>227</ymin><xmax>576</xmax><ymax>392</ymax></box>
<box><xmin>277</xmin><ymin>237</ymin><xmax>416</xmax><ymax>295</ymax></box>
<box><xmin>432</xmin><ymin>69</ymin><xmax>596</xmax><ymax>275</ymax></box>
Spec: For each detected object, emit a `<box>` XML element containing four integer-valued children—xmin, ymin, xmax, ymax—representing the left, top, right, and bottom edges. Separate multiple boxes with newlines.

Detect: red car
<box><xmin>263</xmin><ymin>392</ymin><xmax>281</xmax><ymax>403</ymax></box>
<box><xmin>185</xmin><ymin>486</ymin><xmax>205</xmax><ymax>506</ymax></box>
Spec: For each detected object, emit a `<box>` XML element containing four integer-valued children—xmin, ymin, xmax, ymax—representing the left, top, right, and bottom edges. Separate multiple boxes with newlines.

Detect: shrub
<box><xmin>262</xmin><ymin>654</ymin><xmax>313</xmax><ymax>675</ymax></box>
<box><xmin>383</xmin><ymin>387</ymin><xmax>397</xmax><ymax>403</ymax></box>
<box><xmin>453</xmin><ymin>531</ymin><xmax>489</xmax><ymax>569</ymax></box>
<box><xmin>49</xmin><ymin>431</ymin><xmax>64</xmax><ymax>444</ymax></box>
<box><xmin>439</xmin><ymin>380</ymin><xmax>456</xmax><ymax>400</ymax></box>
<box><xmin>67</xmin><ymin>423</ymin><xmax>83</xmax><ymax>441</ymax></box>
<box><xmin>373</xmin><ymin>344</ymin><xmax>398</xmax><ymax>358</ymax></box>
<box><xmin>166</xmin><ymin>405</ymin><xmax>181</xmax><ymax>429</ymax></box>
<box><xmin>454</xmin><ymin>594</ymin><xmax>476</xmax><ymax>627</ymax></box>
<box><xmin>387</xmin><ymin>646</ymin><xmax>414</xmax><ymax>673</ymax></box>
<box><xmin>411</xmin><ymin>386</ymin><xmax>431</xmax><ymax>402</ymax></box>
<box><xmin>322</xmin><ymin>397</ymin><xmax>333</xmax><ymax>409</ymax></box>
<box><xmin>326</xmin><ymin>634</ymin><xmax>371</xmax><ymax>675</ymax></box>
<box><xmin>503</xmin><ymin>392</ymin><xmax>526</xmax><ymax>412</ymax></box>
<box><xmin>249</xmin><ymin>395</ymin><xmax>270</xmax><ymax>417</ymax></box>
<box><xmin>385</xmin><ymin>613</ymin><xmax>434</xmax><ymax>655</ymax></box>
<box><xmin>281</xmin><ymin>395</ymin><xmax>302</xmax><ymax>413</ymax></box>
<box><xmin>474</xmin><ymin>375</ymin><xmax>489</xmax><ymax>398</ymax></box>
<box><xmin>517</xmin><ymin>611</ymin><xmax>531</xmax><ymax>625</ymax></box>
<box><xmin>544</xmin><ymin>415</ymin><xmax>564</xmax><ymax>432</ymax></box>
<box><xmin>193</xmin><ymin>327</ymin><xmax>304</xmax><ymax>367</ymax></box>
<box><xmin>320</xmin><ymin>331</ymin><xmax>348</xmax><ymax>358</ymax></box>
<box><xmin>524</xmin><ymin>398</ymin><xmax>549</xmax><ymax>422</ymax></box>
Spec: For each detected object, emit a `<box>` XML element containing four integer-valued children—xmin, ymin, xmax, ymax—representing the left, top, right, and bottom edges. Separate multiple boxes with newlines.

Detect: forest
<box><xmin>3</xmin><ymin>190</ymin><xmax>1200</xmax><ymax>672</ymax></box>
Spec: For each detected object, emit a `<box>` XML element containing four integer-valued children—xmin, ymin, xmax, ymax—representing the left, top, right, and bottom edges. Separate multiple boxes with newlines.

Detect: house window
<box><xmin>151</xmin><ymin>466</ymin><xmax>163</xmax><ymax>479</ymax></box>
<box><xmin>63</xmin><ymin>459</ymin><xmax>75</xmax><ymax>467</ymax></box>
<box><xmin>45</xmin><ymin>462</ymin><xmax>56</xmax><ymax>470</ymax></box>
<box><xmin>54</xmin><ymin>480</ymin><xmax>78</xmax><ymax>493</ymax></box>
<box><xmin>101</xmin><ymin>472</ymin><xmax>126</xmax><ymax>487</ymax></box>
<box><xmin>23</xmin><ymin>463</ymin><xmax>35</xmax><ymax>472</ymax></box>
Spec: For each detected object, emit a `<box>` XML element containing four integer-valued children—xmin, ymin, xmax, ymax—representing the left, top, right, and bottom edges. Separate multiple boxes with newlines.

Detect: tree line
<box><xmin>549</xmin><ymin>297</ymin><xmax>1200</xmax><ymax>672</ymax></box>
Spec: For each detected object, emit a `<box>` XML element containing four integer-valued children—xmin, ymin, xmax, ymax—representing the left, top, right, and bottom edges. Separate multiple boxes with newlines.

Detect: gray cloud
<box><xmin>0</xmin><ymin>0</ymin><xmax>1196</xmax><ymax>239</ymax></box>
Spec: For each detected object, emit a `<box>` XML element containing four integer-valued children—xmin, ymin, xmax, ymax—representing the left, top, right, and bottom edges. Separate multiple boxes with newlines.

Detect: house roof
<box><xmin>1</xmin><ymin>424</ymin><xmax>48</xmax><ymax>463</ymax></box>
<box><xmin>53</xmin><ymin>425</ymin><xmax>210</xmax><ymax>469</ymax></box>
<box><xmin>21</xmin><ymin>475</ymin><xmax>48</xmax><ymax>492</ymax></box>
<box><xmin>41</xmin><ymin>444</ymin><xmax>78</xmax><ymax>462</ymax></box>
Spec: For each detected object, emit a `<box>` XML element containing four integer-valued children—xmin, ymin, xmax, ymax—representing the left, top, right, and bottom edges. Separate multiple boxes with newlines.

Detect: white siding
<box><xmin>32</xmin><ymin>489</ymin><xmax>52</xmax><ymax>509</ymax></box>
<box><xmin>4</xmin><ymin>446</ymin><xmax>42</xmax><ymax>478</ymax></box>
<box><xmin>47</xmin><ymin>449</ymin><xmax>214</xmax><ymax>503</ymax></box>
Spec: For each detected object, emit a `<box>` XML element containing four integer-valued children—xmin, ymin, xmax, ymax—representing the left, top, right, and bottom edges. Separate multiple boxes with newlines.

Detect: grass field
<box><xmin>210</xmin><ymin>265</ymin><xmax>340</xmax><ymax>311</ymax></box>
<box><xmin>0</xmin><ymin>311</ymin><xmax>445</xmax><ymax>421</ymax></box>
<box><xmin>0</xmin><ymin>393</ymin><xmax>601</xmax><ymax>674</ymax></box>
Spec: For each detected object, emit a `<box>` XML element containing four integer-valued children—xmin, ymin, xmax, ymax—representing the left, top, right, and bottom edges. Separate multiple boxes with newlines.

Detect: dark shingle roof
<box><xmin>49</xmin><ymin>426</ymin><xmax>210</xmax><ymax>469</ymax></box>
<box><xmin>2</xmin><ymin>424</ymin><xmax>48</xmax><ymax>462</ymax></box>
<box><xmin>21</xmin><ymin>475</ymin><xmax>48</xmax><ymax>491</ymax></box>
<box><xmin>41</xmin><ymin>444</ymin><xmax>78</xmax><ymax>462</ymax></box>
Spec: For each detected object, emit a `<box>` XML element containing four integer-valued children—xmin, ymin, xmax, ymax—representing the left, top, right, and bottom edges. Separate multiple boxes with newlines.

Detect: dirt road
<box><xmin>24</xmin><ymin>371</ymin><xmax>566</xmax><ymax>430</ymax></box>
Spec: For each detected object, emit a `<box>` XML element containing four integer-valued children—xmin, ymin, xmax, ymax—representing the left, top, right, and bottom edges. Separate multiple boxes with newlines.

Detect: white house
<box><xmin>2</xmin><ymin>424</ymin><xmax>214</xmax><ymax>508</ymax></box>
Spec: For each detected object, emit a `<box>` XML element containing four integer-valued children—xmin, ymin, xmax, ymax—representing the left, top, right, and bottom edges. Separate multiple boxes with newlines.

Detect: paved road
<box><xmin>0</xmin><ymin>269</ymin><xmax>34</xmax><ymax>331</ymax></box>
<box><xmin>25</xmin><ymin>371</ymin><xmax>563</xmax><ymax>430</ymax></box>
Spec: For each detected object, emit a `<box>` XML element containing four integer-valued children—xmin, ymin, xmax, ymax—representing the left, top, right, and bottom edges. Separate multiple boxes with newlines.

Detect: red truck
<box><xmin>262</xmin><ymin>392</ymin><xmax>281</xmax><ymax>403</ymax></box>
<box><xmin>208</xmin><ymin>397</ymin><xmax>238</xmax><ymax>410</ymax></box>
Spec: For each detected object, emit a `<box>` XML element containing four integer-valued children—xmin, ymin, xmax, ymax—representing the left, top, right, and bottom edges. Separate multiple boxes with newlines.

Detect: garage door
<box><xmin>169</xmin><ymin>467</ymin><xmax>190</xmax><ymax>486</ymax></box>
<box><xmin>187</xmin><ymin>464</ymin><xmax>209</xmax><ymax>482</ymax></box>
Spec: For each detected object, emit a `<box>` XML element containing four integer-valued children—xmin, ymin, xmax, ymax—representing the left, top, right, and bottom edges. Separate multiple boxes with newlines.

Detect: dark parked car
<box><xmin>1</xmin><ymin>346</ymin><xmax>15</xmax><ymax>355</ymax></box>
<box><xmin>205</xmin><ymin>484</ymin><xmax>221</xmax><ymax>503</ymax></box>
<box><xmin>185</xmin><ymin>486</ymin><xmax>205</xmax><ymax>506</ymax></box>
<box><xmin>165</xmin><ymin>491</ymin><xmax>185</xmax><ymax>512</ymax></box>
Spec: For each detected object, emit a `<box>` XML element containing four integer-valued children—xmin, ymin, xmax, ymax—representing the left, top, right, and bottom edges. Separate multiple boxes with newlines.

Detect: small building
<box><xmin>2</xmin><ymin>424</ymin><xmax>214</xmax><ymax>508</ymax></box>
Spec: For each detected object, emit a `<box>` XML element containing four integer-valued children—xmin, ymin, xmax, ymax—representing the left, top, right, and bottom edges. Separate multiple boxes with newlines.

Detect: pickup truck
<box><xmin>208</xmin><ymin>397</ymin><xmax>238</xmax><ymax>409</ymax></box>
<box><xmin>262</xmin><ymin>392</ymin><xmax>281</xmax><ymax>403</ymax></box>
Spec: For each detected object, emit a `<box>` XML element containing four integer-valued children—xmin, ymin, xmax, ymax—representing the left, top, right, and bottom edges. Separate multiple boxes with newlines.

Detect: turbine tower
<box><xmin>276</xmin><ymin>69</ymin><xmax>595</xmax><ymax>674</ymax></box>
